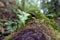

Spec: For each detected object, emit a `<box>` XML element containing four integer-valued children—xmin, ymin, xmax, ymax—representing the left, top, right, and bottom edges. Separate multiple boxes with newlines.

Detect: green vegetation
<box><xmin>41</xmin><ymin>0</ymin><xmax>60</xmax><ymax>18</ymax></box>
<box><xmin>26</xmin><ymin>8</ymin><xmax>58</xmax><ymax>30</ymax></box>
<box><xmin>0</xmin><ymin>0</ymin><xmax>60</xmax><ymax>40</ymax></box>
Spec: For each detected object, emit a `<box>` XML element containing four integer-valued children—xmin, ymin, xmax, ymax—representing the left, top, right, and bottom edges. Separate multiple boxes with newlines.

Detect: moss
<box><xmin>26</xmin><ymin>8</ymin><xmax>58</xmax><ymax>30</ymax></box>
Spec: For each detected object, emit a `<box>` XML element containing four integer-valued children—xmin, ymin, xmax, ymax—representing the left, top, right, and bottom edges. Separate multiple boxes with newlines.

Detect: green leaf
<box><xmin>17</xmin><ymin>10</ymin><xmax>30</xmax><ymax>25</ymax></box>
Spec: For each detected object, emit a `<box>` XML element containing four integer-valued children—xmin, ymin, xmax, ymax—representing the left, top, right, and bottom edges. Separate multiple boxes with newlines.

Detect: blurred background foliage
<box><xmin>16</xmin><ymin>0</ymin><xmax>60</xmax><ymax>19</ymax></box>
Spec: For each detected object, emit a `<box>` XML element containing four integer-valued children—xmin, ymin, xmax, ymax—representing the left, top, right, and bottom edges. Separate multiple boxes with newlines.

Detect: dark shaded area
<box><xmin>0</xmin><ymin>35</ymin><xmax>5</xmax><ymax>40</ymax></box>
<box><xmin>10</xmin><ymin>29</ymin><xmax>47</xmax><ymax>40</ymax></box>
<box><xmin>0</xmin><ymin>32</ymin><xmax>10</xmax><ymax>40</ymax></box>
